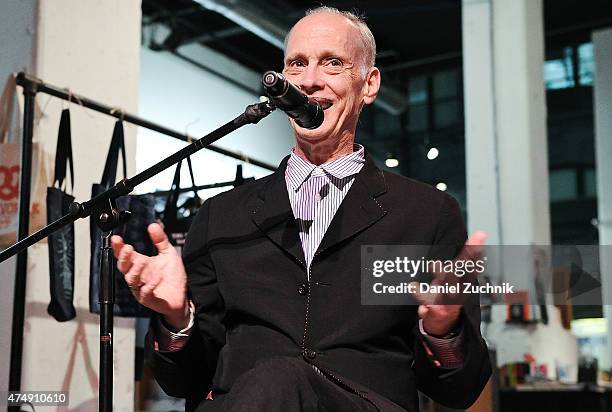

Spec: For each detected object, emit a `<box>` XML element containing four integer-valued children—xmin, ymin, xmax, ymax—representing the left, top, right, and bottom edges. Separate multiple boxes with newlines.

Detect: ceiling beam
<box><xmin>195</xmin><ymin>0</ymin><xmax>289</xmax><ymax>48</ymax></box>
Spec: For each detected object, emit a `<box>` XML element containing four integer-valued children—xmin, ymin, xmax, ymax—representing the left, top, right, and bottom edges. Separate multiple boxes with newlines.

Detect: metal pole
<box><xmin>8</xmin><ymin>71</ymin><xmax>37</xmax><ymax>408</ymax></box>
<box><xmin>14</xmin><ymin>73</ymin><xmax>276</xmax><ymax>172</ymax></box>
<box><xmin>99</xmin><ymin>231</ymin><xmax>114</xmax><ymax>412</ymax></box>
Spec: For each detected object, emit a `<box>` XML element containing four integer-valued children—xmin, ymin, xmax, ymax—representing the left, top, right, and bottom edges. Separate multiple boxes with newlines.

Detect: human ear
<box><xmin>362</xmin><ymin>67</ymin><xmax>381</xmax><ymax>105</ymax></box>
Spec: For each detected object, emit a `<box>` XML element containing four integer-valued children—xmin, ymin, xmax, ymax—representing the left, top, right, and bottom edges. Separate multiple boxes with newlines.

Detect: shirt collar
<box><xmin>285</xmin><ymin>144</ymin><xmax>365</xmax><ymax>191</ymax></box>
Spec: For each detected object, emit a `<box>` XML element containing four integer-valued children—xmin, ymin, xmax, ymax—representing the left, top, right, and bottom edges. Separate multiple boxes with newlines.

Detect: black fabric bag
<box><xmin>89</xmin><ymin>120</ymin><xmax>154</xmax><ymax>317</ymax></box>
<box><xmin>46</xmin><ymin>109</ymin><xmax>76</xmax><ymax>322</ymax></box>
<box><xmin>160</xmin><ymin>156</ymin><xmax>202</xmax><ymax>255</ymax></box>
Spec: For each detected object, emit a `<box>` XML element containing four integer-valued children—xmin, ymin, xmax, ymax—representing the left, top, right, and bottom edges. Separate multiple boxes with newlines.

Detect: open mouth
<box><xmin>310</xmin><ymin>97</ymin><xmax>333</xmax><ymax>110</ymax></box>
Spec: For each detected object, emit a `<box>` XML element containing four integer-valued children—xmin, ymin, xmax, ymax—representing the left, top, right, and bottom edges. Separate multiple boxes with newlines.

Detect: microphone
<box><xmin>262</xmin><ymin>71</ymin><xmax>324</xmax><ymax>129</ymax></box>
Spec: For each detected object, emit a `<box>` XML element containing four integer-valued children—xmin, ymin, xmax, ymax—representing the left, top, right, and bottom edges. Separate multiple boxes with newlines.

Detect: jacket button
<box><xmin>297</xmin><ymin>283</ymin><xmax>308</xmax><ymax>296</ymax></box>
<box><xmin>304</xmin><ymin>348</ymin><xmax>316</xmax><ymax>359</ymax></box>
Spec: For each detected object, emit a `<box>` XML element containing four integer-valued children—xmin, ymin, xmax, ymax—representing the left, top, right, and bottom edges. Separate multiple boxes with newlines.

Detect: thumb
<box><xmin>466</xmin><ymin>230</ymin><xmax>487</xmax><ymax>247</ymax></box>
<box><xmin>455</xmin><ymin>230</ymin><xmax>487</xmax><ymax>263</ymax></box>
<box><xmin>409</xmin><ymin>282</ymin><xmax>436</xmax><ymax>306</ymax></box>
<box><xmin>418</xmin><ymin>304</ymin><xmax>429</xmax><ymax>319</ymax></box>
<box><xmin>148</xmin><ymin>223</ymin><xmax>173</xmax><ymax>254</ymax></box>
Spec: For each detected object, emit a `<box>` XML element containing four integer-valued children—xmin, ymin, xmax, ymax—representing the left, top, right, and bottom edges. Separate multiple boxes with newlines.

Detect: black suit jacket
<box><xmin>147</xmin><ymin>153</ymin><xmax>491</xmax><ymax>411</ymax></box>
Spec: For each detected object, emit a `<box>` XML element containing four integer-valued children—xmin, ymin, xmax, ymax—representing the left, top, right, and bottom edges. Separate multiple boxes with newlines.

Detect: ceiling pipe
<box><xmin>195</xmin><ymin>0</ymin><xmax>289</xmax><ymax>48</ymax></box>
<box><xmin>194</xmin><ymin>0</ymin><xmax>407</xmax><ymax>115</ymax></box>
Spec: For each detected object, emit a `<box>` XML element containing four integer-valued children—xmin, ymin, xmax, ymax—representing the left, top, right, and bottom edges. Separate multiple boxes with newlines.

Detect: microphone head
<box><xmin>262</xmin><ymin>70</ymin><xmax>324</xmax><ymax>129</ymax></box>
<box><xmin>262</xmin><ymin>71</ymin><xmax>286</xmax><ymax>96</ymax></box>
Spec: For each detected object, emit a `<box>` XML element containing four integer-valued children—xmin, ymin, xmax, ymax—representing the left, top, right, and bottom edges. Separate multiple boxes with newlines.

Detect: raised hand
<box><xmin>414</xmin><ymin>231</ymin><xmax>487</xmax><ymax>336</ymax></box>
<box><xmin>111</xmin><ymin>223</ymin><xmax>190</xmax><ymax>330</ymax></box>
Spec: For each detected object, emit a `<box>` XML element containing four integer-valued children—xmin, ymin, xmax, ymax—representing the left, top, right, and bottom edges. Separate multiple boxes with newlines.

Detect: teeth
<box><xmin>313</xmin><ymin>100</ymin><xmax>332</xmax><ymax>109</ymax></box>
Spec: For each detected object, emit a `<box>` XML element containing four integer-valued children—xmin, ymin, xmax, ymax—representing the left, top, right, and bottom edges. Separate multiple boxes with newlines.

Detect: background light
<box><xmin>385</xmin><ymin>158</ymin><xmax>399</xmax><ymax>168</ymax></box>
<box><xmin>427</xmin><ymin>147</ymin><xmax>439</xmax><ymax>160</ymax></box>
<box><xmin>436</xmin><ymin>182</ymin><xmax>447</xmax><ymax>191</ymax></box>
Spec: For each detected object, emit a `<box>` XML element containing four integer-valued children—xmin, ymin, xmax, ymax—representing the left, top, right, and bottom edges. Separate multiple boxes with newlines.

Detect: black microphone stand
<box><xmin>0</xmin><ymin>99</ymin><xmax>275</xmax><ymax>412</ymax></box>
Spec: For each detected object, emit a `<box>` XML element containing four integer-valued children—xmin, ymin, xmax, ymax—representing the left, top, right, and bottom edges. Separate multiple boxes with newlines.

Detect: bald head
<box><xmin>284</xmin><ymin>7</ymin><xmax>376</xmax><ymax>76</ymax></box>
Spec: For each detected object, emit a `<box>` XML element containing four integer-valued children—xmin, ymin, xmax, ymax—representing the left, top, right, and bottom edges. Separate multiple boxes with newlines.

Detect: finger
<box><xmin>117</xmin><ymin>244</ymin><xmax>135</xmax><ymax>274</ymax></box>
<box><xmin>419</xmin><ymin>305</ymin><xmax>462</xmax><ymax>324</ymax></box>
<box><xmin>129</xmin><ymin>285</ymin><xmax>142</xmax><ymax>302</ymax></box>
<box><xmin>430</xmin><ymin>231</ymin><xmax>488</xmax><ymax>281</ymax></box>
<box><xmin>410</xmin><ymin>280</ymin><xmax>466</xmax><ymax>306</ymax></box>
<box><xmin>124</xmin><ymin>255</ymin><xmax>146</xmax><ymax>287</ymax></box>
<box><xmin>148</xmin><ymin>223</ymin><xmax>173</xmax><ymax>255</ymax></box>
<box><xmin>139</xmin><ymin>271</ymin><xmax>162</xmax><ymax>303</ymax></box>
<box><xmin>466</xmin><ymin>230</ymin><xmax>487</xmax><ymax>246</ymax></box>
<box><xmin>409</xmin><ymin>282</ymin><xmax>437</xmax><ymax>306</ymax></box>
<box><xmin>457</xmin><ymin>231</ymin><xmax>487</xmax><ymax>262</ymax></box>
<box><xmin>111</xmin><ymin>235</ymin><xmax>125</xmax><ymax>259</ymax></box>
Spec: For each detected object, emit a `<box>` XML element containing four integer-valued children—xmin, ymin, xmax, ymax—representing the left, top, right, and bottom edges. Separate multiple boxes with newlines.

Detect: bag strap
<box><xmin>164</xmin><ymin>160</ymin><xmax>182</xmax><ymax>217</ymax></box>
<box><xmin>163</xmin><ymin>156</ymin><xmax>200</xmax><ymax>218</ymax></box>
<box><xmin>53</xmin><ymin>109</ymin><xmax>74</xmax><ymax>193</ymax></box>
<box><xmin>100</xmin><ymin>120</ymin><xmax>127</xmax><ymax>188</ymax></box>
<box><xmin>185</xmin><ymin>156</ymin><xmax>199</xmax><ymax>196</ymax></box>
<box><xmin>117</xmin><ymin>122</ymin><xmax>128</xmax><ymax>181</ymax></box>
<box><xmin>0</xmin><ymin>74</ymin><xmax>17</xmax><ymax>144</ymax></box>
<box><xmin>233</xmin><ymin>164</ymin><xmax>246</xmax><ymax>187</ymax></box>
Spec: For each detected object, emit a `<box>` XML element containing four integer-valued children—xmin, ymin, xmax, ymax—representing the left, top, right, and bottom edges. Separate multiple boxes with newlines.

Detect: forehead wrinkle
<box><xmin>285</xmin><ymin>19</ymin><xmax>362</xmax><ymax>66</ymax></box>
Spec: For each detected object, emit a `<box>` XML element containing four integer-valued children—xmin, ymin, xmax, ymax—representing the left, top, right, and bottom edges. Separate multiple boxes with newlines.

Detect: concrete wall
<box><xmin>0</xmin><ymin>0</ymin><xmax>38</xmax><ymax>398</ymax></box>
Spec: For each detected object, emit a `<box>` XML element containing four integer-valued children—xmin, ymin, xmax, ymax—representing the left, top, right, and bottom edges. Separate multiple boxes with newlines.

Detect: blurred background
<box><xmin>1</xmin><ymin>0</ymin><xmax>612</xmax><ymax>411</ymax></box>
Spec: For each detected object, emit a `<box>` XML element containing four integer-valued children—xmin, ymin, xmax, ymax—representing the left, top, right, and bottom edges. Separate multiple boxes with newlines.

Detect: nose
<box><xmin>298</xmin><ymin>64</ymin><xmax>325</xmax><ymax>95</ymax></box>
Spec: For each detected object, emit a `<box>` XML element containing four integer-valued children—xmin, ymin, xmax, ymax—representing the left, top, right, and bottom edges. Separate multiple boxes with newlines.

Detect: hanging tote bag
<box><xmin>0</xmin><ymin>73</ymin><xmax>50</xmax><ymax>245</ymax></box>
<box><xmin>89</xmin><ymin>120</ymin><xmax>155</xmax><ymax>317</ymax></box>
<box><xmin>46</xmin><ymin>108</ymin><xmax>76</xmax><ymax>321</ymax></box>
<box><xmin>160</xmin><ymin>156</ymin><xmax>202</xmax><ymax>255</ymax></box>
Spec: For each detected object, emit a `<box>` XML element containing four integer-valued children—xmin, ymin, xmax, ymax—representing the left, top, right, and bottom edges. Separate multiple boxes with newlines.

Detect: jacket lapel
<box><xmin>252</xmin><ymin>155</ymin><xmax>306</xmax><ymax>268</ymax></box>
<box><xmin>316</xmin><ymin>153</ymin><xmax>387</xmax><ymax>256</ymax></box>
<box><xmin>251</xmin><ymin>152</ymin><xmax>388</xmax><ymax>267</ymax></box>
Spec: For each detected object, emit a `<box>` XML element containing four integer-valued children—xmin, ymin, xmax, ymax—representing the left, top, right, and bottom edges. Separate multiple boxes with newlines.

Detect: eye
<box><xmin>326</xmin><ymin>58</ymin><xmax>343</xmax><ymax>67</ymax></box>
<box><xmin>288</xmin><ymin>59</ymin><xmax>306</xmax><ymax>68</ymax></box>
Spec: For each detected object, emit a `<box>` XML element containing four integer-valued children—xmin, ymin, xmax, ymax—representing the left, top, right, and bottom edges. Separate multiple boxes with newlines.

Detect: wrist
<box><xmin>422</xmin><ymin>318</ymin><xmax>460</xmax><ymax>339</ymax></box>
<box><xmin>162</xmin><ymin>299</ymin><xmax>191</xmax><ymax>332</ymax></box>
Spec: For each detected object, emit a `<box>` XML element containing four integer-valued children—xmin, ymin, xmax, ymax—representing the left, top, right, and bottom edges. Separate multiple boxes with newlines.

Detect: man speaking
<box><xmin>112</xmin><ymin>6</ymin><xmax>491</xmax><ymax>411</ymax></box>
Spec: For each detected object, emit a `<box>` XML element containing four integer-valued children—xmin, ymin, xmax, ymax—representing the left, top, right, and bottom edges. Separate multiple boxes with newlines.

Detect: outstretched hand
<box><xmin>111</xmin><ymin>223</ymin><xmax>190</xmax><ymax>330</ymax></box>
<box><xmin>413</xmin><ymin>231</ymin><xmax>487</xmax><ymax>336</ymax></box>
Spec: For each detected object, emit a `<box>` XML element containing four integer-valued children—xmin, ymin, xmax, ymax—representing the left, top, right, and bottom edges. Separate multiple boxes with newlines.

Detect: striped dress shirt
<box><xmin>285</xmin><ymin>144</ymin><xmax>366</xmax><ymax>277</ymax></box>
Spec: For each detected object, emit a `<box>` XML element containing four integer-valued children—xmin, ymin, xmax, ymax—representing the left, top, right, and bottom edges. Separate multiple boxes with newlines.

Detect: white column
<box><xmin>463</xmin><ymin>0</ymin><xmax>577</xmax><ymax>377</ymax></box>
<box><xmin>593</xmin><ymin>28</ymin><xmax>612</xmax><ymax>373</ymax></box>
<box><xmin>0</xmin><ymin>1</ymin><xmax>141</xmax><ymax>410</ymax></box>
<box><xmin>463</xmin><ymin>0</ymin><xmax>501</xmax><ymax>244</ymax></box>
<box><xmin>464</xmin><ymin>0</ymin><xmax>550</xmax><ymax>244</ymax></box>
<box><xmin>492</xmin><ymin>0</ymin><xmax>550</xmax><ymax>246</ymax></box>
